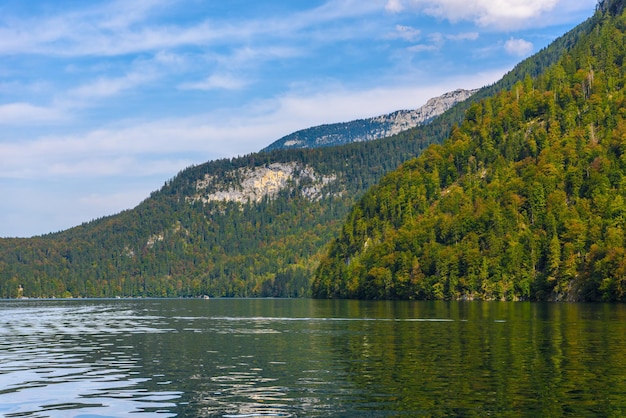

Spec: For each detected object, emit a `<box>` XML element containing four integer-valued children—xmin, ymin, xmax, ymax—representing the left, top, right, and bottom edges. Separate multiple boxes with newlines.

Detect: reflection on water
<box><xmin>1</xmin><ymin>299</ymin><xmax>626</xmax><ymax>416</ymax></box>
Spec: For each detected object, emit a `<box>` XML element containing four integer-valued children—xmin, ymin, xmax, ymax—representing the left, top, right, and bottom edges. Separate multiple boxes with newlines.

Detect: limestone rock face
<box><xmin>262</xmin><ymin>88</ymin><xmax>477</xmax><ymax>151</ymax></box>
<box><xmin>189</xmin><ymin>162</ymin><xmax>338</xmax><ymax>205</ymax></box>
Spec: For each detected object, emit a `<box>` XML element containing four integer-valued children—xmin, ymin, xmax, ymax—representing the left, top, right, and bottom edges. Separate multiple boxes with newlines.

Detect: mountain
<box><xmin>0</xmin><ymin>5</ymin><xmax>596</xmax><ymax>299</ymax></box>
<box><xmin>0</xmin><ymin>139</ymin><xmax>440</xmax><ymax>299</ymax></box>
<box><xmin>262</xmin><ymin>89</ymin><xmax>477</xmax><ymax>152</ymax></box>
<box><xmin>312</xmin><ymin>0</ymin><xmax>626</xmax><ymax>302</ymax></box>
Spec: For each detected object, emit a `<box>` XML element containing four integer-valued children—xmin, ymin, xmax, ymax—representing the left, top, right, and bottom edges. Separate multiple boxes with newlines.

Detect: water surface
<box><xmin>1</xmin><ymin>299</ymin><xmax>626</xmax><ymax>416</ymax></box>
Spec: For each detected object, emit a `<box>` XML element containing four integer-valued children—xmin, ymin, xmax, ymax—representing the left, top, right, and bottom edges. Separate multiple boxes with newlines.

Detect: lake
<box><xmin>1</xmin><ymin>299</ymin><xmax>626</xmax><ymax>417</ymax></box>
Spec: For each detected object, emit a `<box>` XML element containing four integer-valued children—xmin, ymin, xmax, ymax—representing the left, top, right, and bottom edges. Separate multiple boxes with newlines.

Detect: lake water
<box><xmin>1</xmin><ymin>299</ymin><xmax>626</xmax><ymax>417</ymax></box>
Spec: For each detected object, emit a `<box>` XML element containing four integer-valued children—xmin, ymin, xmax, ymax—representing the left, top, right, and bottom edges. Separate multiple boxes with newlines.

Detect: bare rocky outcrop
<box><xmin>372</xmin><ymin>88</ymin><xmax>478</xmax><ymax>131</ymax></box>
<box><xmin>189</xmin><ymin>162</ymin><xmax>338</xmax><ymax>205</ymax></box>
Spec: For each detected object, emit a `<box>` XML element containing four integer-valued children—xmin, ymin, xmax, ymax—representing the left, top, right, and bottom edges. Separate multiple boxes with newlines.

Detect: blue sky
<box><xmin>0</xmin><ymin>0</ymin><xmax>597</xmax><ymax>237</ymax></box>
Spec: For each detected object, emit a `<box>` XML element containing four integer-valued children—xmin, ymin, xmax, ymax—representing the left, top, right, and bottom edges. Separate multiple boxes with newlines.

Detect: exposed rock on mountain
<box><xmin>262</xmin><ymin>89</ymin><xmax>477</xmax><ymax>151</ymax></box>
<box><xmin>189</xmin><ymin>162</ymin><xmax>338</xmax><ymax>204</ymax></box>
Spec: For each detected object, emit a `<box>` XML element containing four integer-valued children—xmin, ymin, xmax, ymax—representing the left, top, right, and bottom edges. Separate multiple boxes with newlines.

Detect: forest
<box><xmin>0</xmin><ymin>0</ymin><xmax>604</xmax><ymax>299</ymax></box>
<box><xmin>312</xmin><ymin>0</ymin><xmax>626</xmax><ymax>302</ymax></box>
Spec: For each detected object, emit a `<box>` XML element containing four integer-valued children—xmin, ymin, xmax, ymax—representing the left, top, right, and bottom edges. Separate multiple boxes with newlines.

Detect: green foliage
<box><xmin>312</xmin><ymin>3</ymin><xmax>626</xmax><ymax>302</ymax></box>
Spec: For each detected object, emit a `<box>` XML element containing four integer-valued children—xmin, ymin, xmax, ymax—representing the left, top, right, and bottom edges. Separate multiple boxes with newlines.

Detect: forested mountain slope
<box><xmin>0</xmin><ymin>140</ymin><xmax>429</xmax><ymax>298</ymax></box>
<box><xmin>0</xmin><ymin>3</ymin><xmax>597</xmax><ymax>299</ymax></box>
<box><xmin>312</xmin><ymin>0</ymin><xmax>626</xmax><ymax>302</ymax></box>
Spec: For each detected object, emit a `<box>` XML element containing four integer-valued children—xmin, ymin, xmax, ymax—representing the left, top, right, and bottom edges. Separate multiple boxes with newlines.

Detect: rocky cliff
<box><xmin>188</xmin><ymin>162</ymin><xmax>338</xmax><ymax>205</ymax></box>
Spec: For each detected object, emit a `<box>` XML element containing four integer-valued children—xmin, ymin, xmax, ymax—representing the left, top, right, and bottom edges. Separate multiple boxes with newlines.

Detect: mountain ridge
<box><xmin>262</xmin><ymin>89</ymin><xmax>476</xmax><ymax>151</ymax></box>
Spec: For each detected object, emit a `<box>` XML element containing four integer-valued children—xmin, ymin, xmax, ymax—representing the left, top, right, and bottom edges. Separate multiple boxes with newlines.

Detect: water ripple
<box><xmin>0</xmin><ymin>302</ymin><xmax>180</xmax><ymax>417</ymax></box>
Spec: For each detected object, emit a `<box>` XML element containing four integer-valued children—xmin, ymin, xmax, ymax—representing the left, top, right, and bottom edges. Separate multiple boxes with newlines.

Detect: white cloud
<box><xmin>447</xmin><ymin>32</ymin><xmax>479</xmax><ymax>41</ymax></box>
<box><xmin>406</xmin><ymin>32</ymin><xmax>446</xmax><ymax>53</ymax></box>
<box><xmin>0</xmin><ymin>59</ymin><xmax>168</xmax><ymax>128</ymax></box>
<box><xmin>301</xmin><ymin>0</ymin><xmax>385</xmax><ymax>22</ymax></box>
<box><xmin>401</xmin><ymin>30</ymin><xmax>478</xmax><ymax>55</ymax></box>
<box><xmin>68</xmin><ymin>70</ymin><xmax>159</xmax><ymax>100</ymax></box>
<box><xmin>215</xmin><ymin>46</ymin><xmax>303</xmax><ymax>72</ymax></box>
<box><xmin>96</xmin><ymin>0</ymin><xmax>171</xmax><ymax>31</ymax></box>
<box><xmin>408</xmin><ymin>43</ymin><xmax>440</xmax><ymax>53</ymax></box>
<box><xmin>0</xmin><ymin>102</ymin><xmax>65</xmax><ymax>124</ymax></box>
<box><xmin>0</xmin><ymin>0</ymin><xmax>384</xmax><ymax>58</ymax></box>
<box><xmin>504</xmin><ymin>37</ymin><xmax>534</xmax><ymax>56</ymax></box>
<box><xmin>0</xmin><ymin>80</ymin><xmax>50</xmax><ymax>95</ymax></box>
<box><xmin>0</xmin><ymin>0</ymin><xmax>211</xmax><ymax>56</ymax></box>
<box><xmin>385</xmin><ymin>0</ymin><xmax>571</xmax><ymax>29</ymax></box>
<box><xmin>33</xmin><ymin>54</ymin><xmax>173</xmax><ymax>119</ymax></box>
<box><xmin>0</xmin><ymin>9</ymin><xmax>210</xmax><ymax>56</ymax></box>
<box><xmin>386</xmin><ymin>0</ymin><xmax>405</xmax><ymax>13</ymax></box>
<box><xmin>180</xmin><ymin>74</ymin><xmax>249</xmax><ymax>91</ymax></box>
<box><xmin>392</xmin><ymin>25</ymin><xmax>422</xmax><ymax>42</ymax></box>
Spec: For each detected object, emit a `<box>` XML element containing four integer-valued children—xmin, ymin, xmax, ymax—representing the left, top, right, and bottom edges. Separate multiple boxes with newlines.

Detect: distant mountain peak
<box><xmin>261</xmin><ymin>88</ymin><xmax>477</xmax><ymax>152</ymax></box>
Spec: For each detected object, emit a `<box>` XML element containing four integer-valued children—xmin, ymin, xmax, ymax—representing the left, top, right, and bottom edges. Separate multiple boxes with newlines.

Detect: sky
<box><xmin>0</xmin><ymin>0</ymin><xmax>598</xmax><ymax>238</ymax></box>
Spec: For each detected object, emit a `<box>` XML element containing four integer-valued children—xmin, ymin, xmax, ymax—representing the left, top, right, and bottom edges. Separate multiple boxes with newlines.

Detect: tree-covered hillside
<box><xmin>312</xmin><ymin>0</ymin><xmax>626</xmax><ymax>302</ymax></box>
<box><xmin>0</xmin><ymin>2</ymin><xmax>598</xmax><ymax>299</ymax></box>
<box><xmin>0</xmin><ymin>140</ymin><xmax>429</xmax><ymax>299</ymax></box>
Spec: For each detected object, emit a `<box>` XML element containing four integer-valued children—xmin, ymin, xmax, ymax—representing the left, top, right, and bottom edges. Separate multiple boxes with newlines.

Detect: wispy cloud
<box><xmin>67</xmin><ymin>69</ymin><xmax>160</xmax><ymax>101</ymax></box>
<box><xmin>447</xmin><ymin>32</ymin><xmax>479</xmax><ymax>41</ymax></box>
<box><xmin>384</xmin><ymin>0</ymin><xmax>594</xmax><ymax>30</ymax></box>
<box><xmin>385</xmin><ymin>0</ymin><xmax>404</xmax><ymax>13</ymax></box>
<box><xmin>505</xmin><ymin>38</ymin><xmax>534</xmax><ymax>56</ymax></box>
<box><xmin>408</xmin><ymin>43</ymin><xmax>441</xmax><ymax>53</ymax></box>
<box><xmin>0</xmin><ymin>58</ymin><xmax>169</xmax><ymax>128</ymax></box>
<box><xmin>0</xmin><ymin>0</ymin><xmax>384</xmax><ymax>58</ymax></box>
<box><xmin>0</xmin><ymin>102</ymin><xmax>66</xmax><ymax>125</ymax></box>
<box><xmin>391</xmin><ymin>25</ymin><xmax>422</xmax><ymax>42</ymax></box>
<box><xmin>0</xmin><ymin>0</ymin><xmax>212</xmax><ymax>56</ymax></box>
<box><xmin>402</xmin><ymin>30</ymin><xmax>478</xmax><ymax>55</ymax></box>
<box><xmin>180</xmin><ymin>74</ymin><xmax>249</xmax><ymax>91</ymax></box>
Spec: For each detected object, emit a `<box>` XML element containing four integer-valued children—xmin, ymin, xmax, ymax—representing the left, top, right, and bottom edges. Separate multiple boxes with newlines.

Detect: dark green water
<box><xmin>1</xmin><ymin>299</ymin><xmax>626</xmax><ymax>417</ymax></box>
